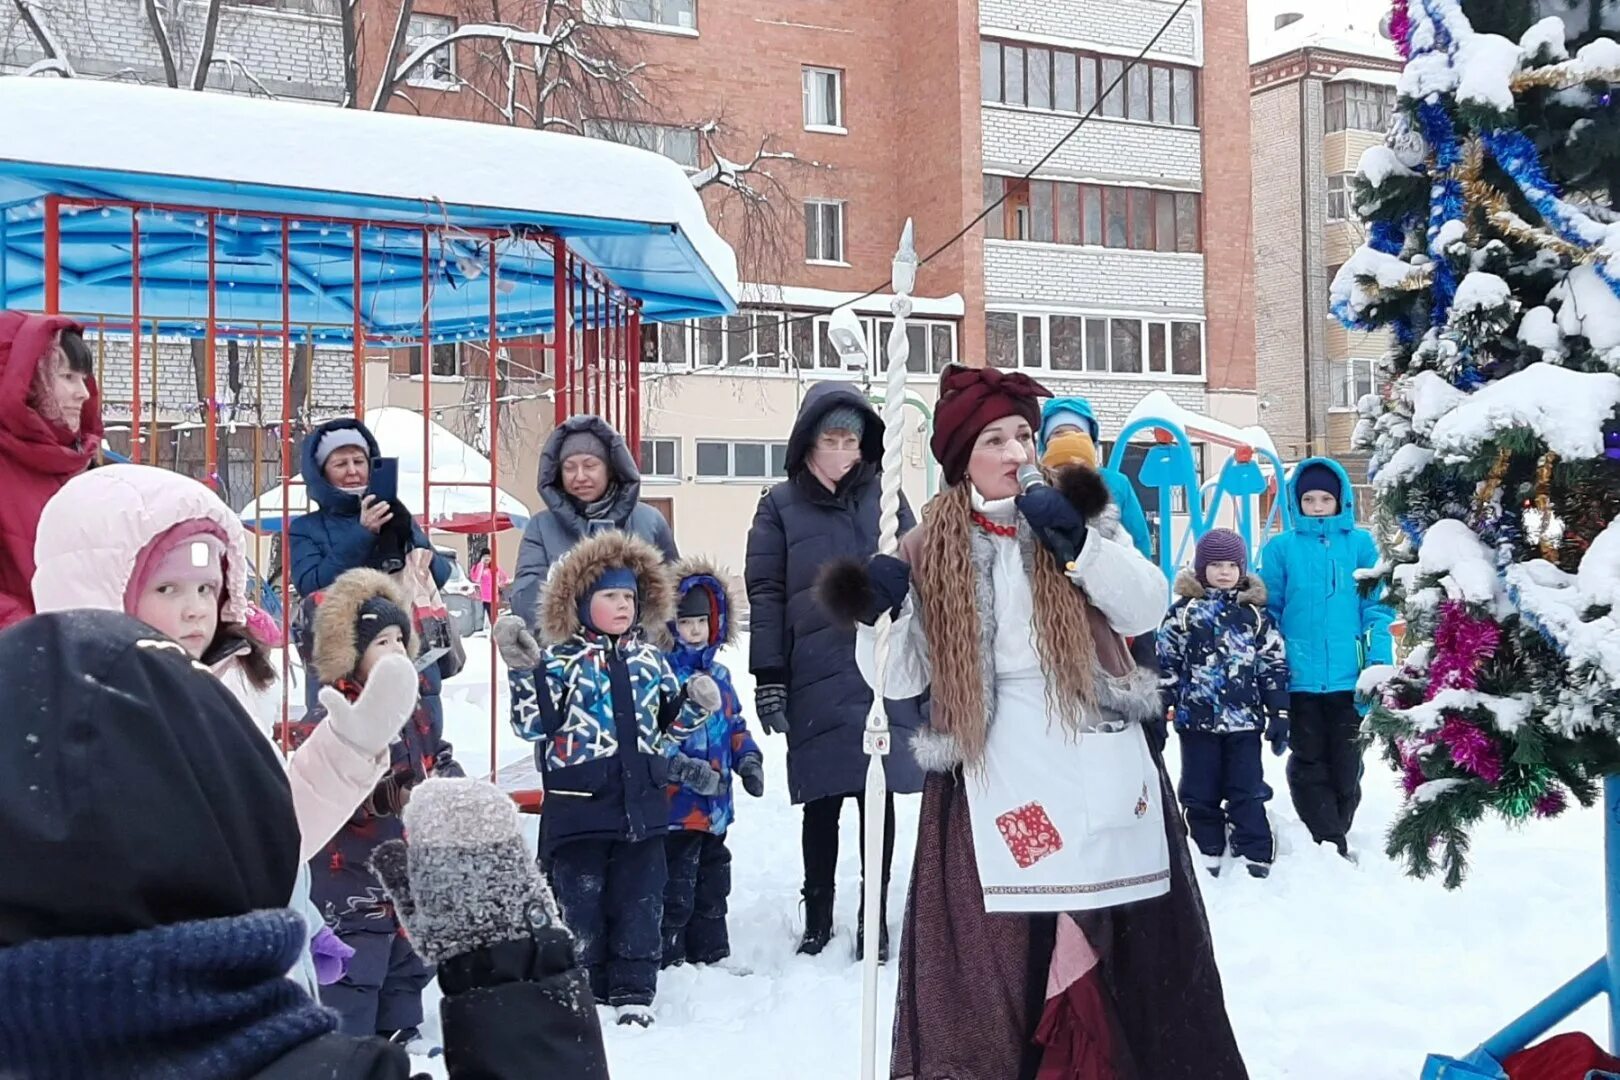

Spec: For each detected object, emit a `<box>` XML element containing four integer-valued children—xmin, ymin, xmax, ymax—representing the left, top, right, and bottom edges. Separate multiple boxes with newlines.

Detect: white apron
<box><xmin>963</xmin><ymin>495</ymin><xmax>1171</xmax><ymax>913</ymax></box>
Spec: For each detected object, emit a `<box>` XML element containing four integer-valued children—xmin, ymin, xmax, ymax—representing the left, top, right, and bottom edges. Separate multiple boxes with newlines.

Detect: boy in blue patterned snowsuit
<box><xmin>1157</xmin><ymin>529</ymin><xmax>1290</xmax><ymax>879</ymax></box>
<box><xmin>659</xmin><ymin>558</ymin><xmax>765</xmax><ymax>968</ymax></box>
<box><xmin>504</xmin><ymin>531</ymin><xmax>719</xmax><ymax>1026</ymax></box>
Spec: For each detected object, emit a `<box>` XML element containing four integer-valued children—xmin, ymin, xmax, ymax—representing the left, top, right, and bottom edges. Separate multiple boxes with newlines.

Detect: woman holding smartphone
<box><xmin>289</xmin><ymin>417</ymin><xmax>451</xmax><ymax>711</ymax></box>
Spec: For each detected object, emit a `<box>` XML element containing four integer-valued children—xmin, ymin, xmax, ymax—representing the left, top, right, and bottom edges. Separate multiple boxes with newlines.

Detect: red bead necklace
<box><xmin>971</xmin><ymin>511</ymin><xmax>1018</xmax><ymax>538</ymax></box>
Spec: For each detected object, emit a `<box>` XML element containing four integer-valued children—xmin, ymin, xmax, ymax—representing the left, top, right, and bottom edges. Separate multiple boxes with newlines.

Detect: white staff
<box><xmin>859</xmin><ymin>220</ymin><xmax>917</xmax><ymax>1080</ymax></box>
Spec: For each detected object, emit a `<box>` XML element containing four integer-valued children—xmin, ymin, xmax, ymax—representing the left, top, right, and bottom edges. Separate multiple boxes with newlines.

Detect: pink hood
<box><xmin>32</xmin><ymin>463</ymin><xmax>251</xmax><ymax>627</ymax></box>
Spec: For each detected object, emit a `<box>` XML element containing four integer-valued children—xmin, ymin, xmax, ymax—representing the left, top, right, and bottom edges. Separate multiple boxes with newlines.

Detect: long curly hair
<box><xmin>912</xmin><ymin>482</ymin><xmax>1097</xmax><ymax>767</ymax></box>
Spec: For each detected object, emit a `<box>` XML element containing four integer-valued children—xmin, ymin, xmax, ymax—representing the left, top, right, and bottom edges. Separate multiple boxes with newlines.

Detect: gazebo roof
<box><xmin>0</xmin><ymin>78</ymin><xmax>739</xmax><ymax>342</ymax></box>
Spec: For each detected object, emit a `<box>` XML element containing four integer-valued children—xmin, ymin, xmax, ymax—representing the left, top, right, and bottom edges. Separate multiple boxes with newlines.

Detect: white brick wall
<box><xmin>1037</xmin><ymin>374</ymin><xmax>1206</xmax><ymax>435</ymax></box>
<box><xmin>980</xmin><ymin>0</ymin><xmax>1199</xmax><ymax>62</ymax></box>
<box><xmin>983</xmin><ymin>240</ymin><xmax>1205</xmax><ymax>315</ymax></box>
<box><xmin>91</xmin><ymin>334</ymin><xmax>356</xmax><ymax>421</ymax></box>
<box><xmin>982</xmin><ymin>107</ymin><xmax>1201</xmax><ymax>186</ymax></box>
<box><xmin>1</xmin><ymin>0</ymin><xmax>343</xmax><ymax>100</ymax></box>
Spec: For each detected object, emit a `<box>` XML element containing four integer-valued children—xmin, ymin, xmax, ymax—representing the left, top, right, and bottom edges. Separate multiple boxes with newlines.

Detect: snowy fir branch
<box><xmin>1345</xmin><ymin>0</ymin><xmax>1620</xmax><ymax>887</ymax></box>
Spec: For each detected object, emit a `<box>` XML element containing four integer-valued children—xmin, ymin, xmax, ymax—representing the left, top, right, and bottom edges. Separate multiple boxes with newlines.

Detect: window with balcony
<box><xmin>984</xmin><ymin>175</ymin><xmax>1201</xmax><ymax>252</ymax></box>
<box><xmin>1332</xmin><ymin>356</ymin><xmax>1377</xmax><ymax>409</ymax></box>
<box><xmin>986</xmin><ymin>311</ymin><xmax>1205</xmax><ymax>377</ymax></box>
<box><xmin>1325</xmin><ymin>81</ymin><xmax>1395</xmax><ymax>133</ymax></box>
<box><xmin>642</xmin><ymin>310</ymin><xmax>958</xmax><ymax>373</ymax></box>
<box><xmin>1326</xmin><ymin>172</ymin><xmax>1356</xmax><ymax>222</ymax></box>
<box><xmin>982</xmin><ymin>39</ymin><xmax>1196</xmax><ymax>127</ymax></box>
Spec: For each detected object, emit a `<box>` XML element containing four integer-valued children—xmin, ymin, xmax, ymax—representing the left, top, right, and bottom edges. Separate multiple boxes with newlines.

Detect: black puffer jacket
<box><xmin>744</xmin><ymin>382</ymin><xmax>924</xmax><ymax>804</ymax></box>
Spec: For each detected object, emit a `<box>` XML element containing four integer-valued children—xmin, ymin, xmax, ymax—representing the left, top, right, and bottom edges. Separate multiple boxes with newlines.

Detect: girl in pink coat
<box><xmin>469</xmin><ymin>549</ymin><xmax>508</xmax><ymax>620</ymax></box>
<box><xmin>30</xmin><ymin>464</ymin><xmax>407</xmax><ymax>864</ymax></box>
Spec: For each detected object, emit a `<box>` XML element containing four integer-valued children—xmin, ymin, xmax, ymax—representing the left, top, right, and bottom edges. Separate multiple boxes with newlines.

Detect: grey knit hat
<box><xmin>315</xmin><ymin>428</ymin><xmax>371</xmax><ymax>470</ymax></box>
<box><xmin>814</xmin><ymin>405</ymin><xmax>866</xmax><ymax>440</ymax></box>
<box><xmin>557</xmin><ymin>429</ymin><xmax>610</xmax><ymax>466</ymax></box>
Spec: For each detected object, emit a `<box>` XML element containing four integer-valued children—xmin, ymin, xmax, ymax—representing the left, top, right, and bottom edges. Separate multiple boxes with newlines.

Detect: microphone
<box><xmin>1015</xmin><ymin>464</ymin><xmax>1084</xmax><ymax>568</ymax></box>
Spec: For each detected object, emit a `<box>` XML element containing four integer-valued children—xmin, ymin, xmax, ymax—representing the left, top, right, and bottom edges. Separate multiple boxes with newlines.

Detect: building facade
<box><xmin>3</xmin><ymin>0</ymin><xmax>1257</xmax><ymax>579</ymax></box>
<box><xmin>1249</xmin><ymin>4</ymin><xmax>1400</xmax><ymax>476</ymax></box>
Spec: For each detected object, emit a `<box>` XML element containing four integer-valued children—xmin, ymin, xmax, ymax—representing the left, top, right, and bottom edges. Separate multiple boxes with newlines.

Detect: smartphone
<box><xmin>368</xmin><ymin>456</ymin><xmax>399</xmax><ymax>503</ymax></box>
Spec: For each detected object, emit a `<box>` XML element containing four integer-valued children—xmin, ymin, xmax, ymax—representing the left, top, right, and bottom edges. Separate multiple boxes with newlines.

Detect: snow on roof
<box><xmin>1121</xmin><ymin>389</ymin><xmax>1280</xmax><ymax>457</ymax></box>
<box><xmin>239</xmin><ymin>406</ymin><xmax>531</xmax><ymax>530</ymax></box>
<box><xmin>0</xmin><ymin>78</ymin><xmax>738</xmax><ymax>335</ymax></box>
<box><xmin>1250</xmin><ymin>0</ymin><xmax>1398</xmax><ymax>64</ymax></box>
<box><xmin>737</xmin><ymin>283</ymin><xmax>966</xmax><ymax>318</ymax></box>
<box><xmin>1331</xmin><ymin>66</ymin><xmax>1402</xmax><ymax>86</ymax></box>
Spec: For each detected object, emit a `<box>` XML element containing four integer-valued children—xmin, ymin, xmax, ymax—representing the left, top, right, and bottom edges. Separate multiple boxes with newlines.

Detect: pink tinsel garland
<box><xmin>1427</xmin><ymin>601</ymin><xmax>1501</xmax><ymax>699</ymax></box>
<box><xmin>1390</xmin><ymin>0</ymin><xmax>1412</xmax><ymax>59</ymax></box>
<box><xmin>1534</xmin><ymin>789</ymin><xmax>1568</xmax><ymax>819</ymax></box>
<box><xmin>1439</xmin><ymin>716</ymin><xmax>1504</xmax><ymax>784</ymax></box>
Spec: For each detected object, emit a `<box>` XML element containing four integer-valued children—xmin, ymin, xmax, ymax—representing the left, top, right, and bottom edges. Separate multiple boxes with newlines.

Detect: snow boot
<box><xmin>797</xmin><ymin>887</ymin><xmax>835</xmax><ymax>956</ymax></box>
<box><xmin>1245</xmin><ymin>860</ymin><xmax>1271</xmax><ymax>880</ymax></box>
<box><xmin>855</xmin><ymin>921</ymin><xmax>891</xmax><ymax>964</ymax></box>
<box><xmin>616</xmin><ymin>1005</ymin><xmax>656</xmax><ymax>1028</ymax></box>
<box><xmin>1202</xmin><ymin>852</ymin><xmax>1223</xmax><ymax>877</ymax></box>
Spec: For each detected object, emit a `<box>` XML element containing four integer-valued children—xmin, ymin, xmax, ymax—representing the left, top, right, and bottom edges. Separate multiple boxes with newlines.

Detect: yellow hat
<box><xmin>1041</xmin><ymin>429</ymin><xmax>1098</xmax><ymax>471</ymax></box>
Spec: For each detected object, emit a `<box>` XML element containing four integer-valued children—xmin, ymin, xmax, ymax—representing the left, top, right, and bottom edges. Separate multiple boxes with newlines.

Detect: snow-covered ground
<box><xmin>414</xmin><ymin>633</ymin><xmax>1607</xmax><ymax>1079</ymax></box>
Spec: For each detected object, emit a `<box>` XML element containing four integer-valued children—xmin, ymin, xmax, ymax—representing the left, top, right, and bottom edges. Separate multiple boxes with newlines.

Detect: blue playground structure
<box><xmin>1106</xmin><ymin>392</ymin><xmax>1292</xmax><ymax>587</ymax></box>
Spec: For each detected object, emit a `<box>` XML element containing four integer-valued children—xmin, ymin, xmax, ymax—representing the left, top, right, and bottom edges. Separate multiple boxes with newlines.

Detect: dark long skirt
<box><xmin>891</xmin><ymin>753</ymin><xmax>1249</xmax><ymax>1080</ymax></box>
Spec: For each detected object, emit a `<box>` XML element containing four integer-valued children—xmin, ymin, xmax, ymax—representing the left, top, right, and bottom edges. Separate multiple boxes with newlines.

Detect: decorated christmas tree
<box><xmin>1338</xmin><ymin>0</ymin><xmax>1620</xmax><ymax>887</ymax></box>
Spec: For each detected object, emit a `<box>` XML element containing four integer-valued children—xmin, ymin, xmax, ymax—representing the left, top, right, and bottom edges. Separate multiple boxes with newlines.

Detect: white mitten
<box><xmin>494</xmin><ymin>615</ymin><xmax>542</xmax><ymax>671</ymax></box>
<box><xmin>320</xmin><ymin>652</ymin><xmax>419</xmax><ymax>758</ymax></box>
<box><xmin>686</xmin><ymin>673</ymin><xmax>722</xmax><ymax>714</ymax></box>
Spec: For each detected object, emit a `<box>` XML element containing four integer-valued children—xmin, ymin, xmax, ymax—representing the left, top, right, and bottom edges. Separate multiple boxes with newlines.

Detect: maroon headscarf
<box><xmin>930</xmin><ymin>364</ymin><xmax>1052</xmax><ymax>485</ymax></box>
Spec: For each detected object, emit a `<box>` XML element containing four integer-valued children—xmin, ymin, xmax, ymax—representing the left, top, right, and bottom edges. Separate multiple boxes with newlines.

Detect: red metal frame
<box><xmin>39</xmin><ymin>195</ymin><xmax>644</xmax><ymax>783</ymax></box>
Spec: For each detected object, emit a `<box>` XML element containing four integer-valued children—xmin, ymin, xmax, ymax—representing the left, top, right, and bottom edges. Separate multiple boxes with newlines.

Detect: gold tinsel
<box><xmin>1511</xmin><ymin>64</ymin><xmax>1620</xmax><ymax>94</ymax></box>
<box><xmin>1533</xmin><ymin>451</ymin><xmax>1561</xmax><ymax>561</ymax></box>
<box><xmin>1476</xmin><ymin>446</ymin><xmax>1512</xmax><ymax>509</ymax></box>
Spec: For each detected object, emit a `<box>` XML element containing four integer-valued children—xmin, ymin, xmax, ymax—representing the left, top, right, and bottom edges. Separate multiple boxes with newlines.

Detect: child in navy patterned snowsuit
<box><xmin>659</xmin><ymin>559</ymin><xmax>765</xmax><ymax>968</ymax></box>
<box><xmin>507</xmin><ymin>532</ymin><xmax>716</xmax><ymax>1025</ymax></box>
<box><xmin>1157</xmin><ymin>529</ymin><xmax>1290</xmax><ymax>879</ymax></box>
<box><xmin>281</xmin><ymin>567</ymin><xmax>461</xmax><ymax>1041</ymax></box>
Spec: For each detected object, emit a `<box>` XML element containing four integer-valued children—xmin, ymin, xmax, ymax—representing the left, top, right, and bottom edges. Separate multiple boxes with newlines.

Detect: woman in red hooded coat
<box><xmin>0</xmin><ymin>311</ymin><xmax>101</xmax><ymax>629</ymax></box>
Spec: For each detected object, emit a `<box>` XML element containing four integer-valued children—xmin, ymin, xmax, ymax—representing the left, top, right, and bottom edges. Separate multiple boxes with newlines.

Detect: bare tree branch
<box><xmin>188</xmin><ymin>0</ymin><xmax>223</xmax><ymax>90</ymax></box>
<box><xmin>369</xmin><ymin>0</ymin><xmax>418</xmax><ymax>110</ymax></box>
<box><xmin>202</xmin><ymin>52</ymin><xmax>276</xmax><ymax>98</ymax></box>
<box><xmin>22</xmin><ymin>57</ymin><xmax>71</xmax><ymax>76</ymax></box>
<box><xmin>338</xmin><ymin>0</ymin><xmax>360</xmax><ymax>106</ymax></box>
<box><xmin>11</xmin><ymin>0</ymin><xmax>70</xmax><ymax>71</ymax></box>
<box><xmin>142</xmin><ymin>0</ymin><xmax>179</xmax><ymax>87</ymax></box>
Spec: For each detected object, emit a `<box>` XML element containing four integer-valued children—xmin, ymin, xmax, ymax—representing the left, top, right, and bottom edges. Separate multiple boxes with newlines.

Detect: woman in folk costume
<box><xmin>821</xmin><ymin>364</ymin><xmax>1248</xmax><ymax>1080</ymax></box>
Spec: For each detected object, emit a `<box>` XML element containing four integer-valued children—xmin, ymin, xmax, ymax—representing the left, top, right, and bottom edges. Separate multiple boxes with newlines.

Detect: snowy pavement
<box><xmin>415</xmin><ymin>634</ymin><xmax>1607</xmax><ymax>1079</ymax></box>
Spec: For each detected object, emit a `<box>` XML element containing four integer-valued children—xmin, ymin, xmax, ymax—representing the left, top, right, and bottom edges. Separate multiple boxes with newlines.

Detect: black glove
<box><xmin>1265</xmin><ymin>706</ymin><xmax>1290</xmax><ymax>756</ymax></box>
<box><xmin>668</xmin><ymin>754</ymin><xmax>722</xmax><ymax>797</ymax></box>
<box><xmin>736</xmin><ymin>753</ymin><xmax>765</xmax><ymax>798</ymax></box>
<box><xmin>1014</xmin><ymin>484</ymin><xmax>1088</xmax><ymax>567</ymax></box>
<box><xmin>755</xmin><ymin>683</ymin><xmax>790</xmax><ymax>736</ymax></box>
<box><xmin>861</xmin><ymin>553</ymin><xmax>911</xmax><ymax>626</ymax></box>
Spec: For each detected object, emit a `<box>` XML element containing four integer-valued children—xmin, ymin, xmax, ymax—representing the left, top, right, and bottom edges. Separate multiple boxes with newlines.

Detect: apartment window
<box><xmin>814</xmin><ymin>313</ymin><xmax>957</xmax><ymax>372</ymax></box>
<box><xmin>981</xmin><ymin>40</ymin><xmax>1002</xmax><ymax>102</ymax></box>
<box><xmin>1332</xmin><ymin>356</ymin><xmax>1377</xmax><ymax>409</ymax></box>
<box><xmin>985</xmin><ymin>313</ymin><xmax>1205</xmax><ymax>377</ymax></box>
<box><xmin>403</xmin><ymin>14</ymin><xmax>456</xmax><ymax>89</ymax></box>
<box><xmin>585</xmin><ymin>120</ymin><xmax>700</xmax><ymax>168</ymax></box>
<box><xmin>600</xmin><ymin>0</ymin><xmax>696</xmax><ymax>30</ymax></box>
<box><xmin>981</xmin><ymin>39</ymin><xmax>1197</xmax><ymax>127</ymax></box>
<box><xmin>407</xmin><ymin>342</ymin><xmax>460</xmax><ymax>377</ymax></box>
<box><xmin>1327</xmin><ymin>172</ymin><xmax>1355</xmax><ymax>222</ymax></box>
<box><xmin>656</xmin><ymin>311</ymin><xmax>957</xmax><ymax>373</ymax></box>
<box><xmin>1027</xmin><ymin>48</ymin><xmax>1052</xmax><ymax>110</ymax></box>
<box><xmin>639</xmin><ymin>438</ymin><xmax>680</xmax><ymax>478</ymax></box>
<box><xmin>695</xmin><ymin>440</ymin><xmax>789</xmax><ymax>480</ymax></box>
<box><xmin>1325</xmin><ymin>81</ymin><xmax>1395</xmax><ymax>133</ymax></box>
<box><xmin>803</xmin><ymin>67</ymin><xmax>844</xmax><ymax>130</ymax></box>
<box><xmin>226</xmin><ymin>0</ymin><xmax>336</xmax><ymax>12</ymax></box>
<box><xmin>1101</xmin><ymin>57</ymin><xmax>1125</xmax><ymax>117</ymax></box>
<box><xmin>984</xmin><ymin>178</ymin><xmax>1204</xmax><ymax>252</ymax></box>
<box><xmin>805</xmin><ymin>200</ymin><xmax>845</xmax><ymax>262</ymax></box>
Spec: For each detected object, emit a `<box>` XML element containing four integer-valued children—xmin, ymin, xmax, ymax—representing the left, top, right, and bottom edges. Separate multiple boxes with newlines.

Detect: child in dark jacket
<box><xmin>503</xmin><ymin>532</ymin><xmax>718</xmax><ymax>1027</ymax></box>
<box><xmin>658</xmin><ymin>558</ymin><xmax>765</xmax><ymax>969</ymax></box>
<box><xmin>1158</xmin><ymin>529</ymin><xmax>1290</xmax><ymax>879</ymax></box>
<box><xmin>280</xmin><ymin>567</ymin><xmax>461</xmax><ymax>1044</ymax></box>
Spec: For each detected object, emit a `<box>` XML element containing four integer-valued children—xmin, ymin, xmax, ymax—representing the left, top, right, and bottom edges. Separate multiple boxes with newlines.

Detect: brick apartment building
<box><xmin>1250</xmin><ymin>0</ymin><xmax>1399</xmax><ymax>481</ymax></box>
<box><xmin>2</xmin><ymin>0</ymin><xmax>1256</xmax><ymax>576</ymax></box>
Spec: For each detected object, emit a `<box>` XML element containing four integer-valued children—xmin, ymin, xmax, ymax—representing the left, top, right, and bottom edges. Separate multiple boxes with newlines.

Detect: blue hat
<box><xmin>1296</xmin><ymin>463</ymin><xmax>1342</xmax><ymax>506</ymax></box>
<box><xmin>578</xmin><ymin>566</ymin><xmax>639</xmax><ymax>633</ymax></box>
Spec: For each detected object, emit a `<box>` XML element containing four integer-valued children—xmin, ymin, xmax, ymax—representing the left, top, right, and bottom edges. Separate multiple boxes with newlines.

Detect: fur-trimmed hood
<box><xmin>1174</xmin><ymin>569</ymin><xmax>1266</xmax><ymax>606</ymax></box>
<box><xmin>654</xmin><ymin>555</ymin><xmax>738</xmax><ymax>653</ymax></box>
<box><xmin>311</xmin><ymin>568</ymin><xmax>419</xmax><ymax>685</ymax></box>
<box><xmin>539</xmin><ymin>531</ymin><xmax>675</xmax><ymax>644</ymax></box>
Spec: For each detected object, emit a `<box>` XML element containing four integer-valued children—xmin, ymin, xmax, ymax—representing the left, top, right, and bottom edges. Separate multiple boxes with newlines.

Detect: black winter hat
<box><xmin>356</xmin><ymin>594</ymin><xmax>412</xmax><ymax>662</ymax></box>
<box><xmin>677</xmin><ymin>585</ymin><xmax>713</xmax><ymax>621</ymax></box>
<box><xmin>0</xmin><ymin>611</ymin><xmax>299</xmax><ymax>946</ymax></box>
<box><xmin>1295</xmin><ymin>462</ymin><xmax>1342</xmax><ymax>506</ymax></box>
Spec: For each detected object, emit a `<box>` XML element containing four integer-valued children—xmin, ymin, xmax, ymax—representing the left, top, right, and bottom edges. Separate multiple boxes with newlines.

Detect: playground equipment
<box><xmin>1</xmin><ymin>77</ymin><xmax>738</xmax><ymax>778</ymax></box>
<box><xmin>1110</xmin><ymin>390</ymin><xmax>1291</xmax><ymax>583</ymax></box>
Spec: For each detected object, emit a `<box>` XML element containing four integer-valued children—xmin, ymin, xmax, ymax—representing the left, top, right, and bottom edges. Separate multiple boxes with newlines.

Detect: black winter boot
<box><xmin>797</xmin><ymin>887</ymin><xmax>835</xmax><ymax>956</ymax></box>
<box><xmin>855</xmin><ymin>882</ymin><xmax>890</xmax><ymax>964</ymax></box>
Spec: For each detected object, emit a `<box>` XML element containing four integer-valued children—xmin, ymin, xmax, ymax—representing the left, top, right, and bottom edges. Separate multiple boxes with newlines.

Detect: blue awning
<box><xmin>0</xmin><ymin>78</ymin><xmax>739</xmax><ymax>342</ymax></box>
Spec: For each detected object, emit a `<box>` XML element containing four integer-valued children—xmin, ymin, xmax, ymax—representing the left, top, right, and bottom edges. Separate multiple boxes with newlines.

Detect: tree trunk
<box><xmin>143</xmin><ymin>0</ymin><xmax>180</xmax><ymax>87</ymax></box>
<box><xmin>189</xmin><ymin>0</ymin><xmax>223</xmax><ymax>89</ymax></box>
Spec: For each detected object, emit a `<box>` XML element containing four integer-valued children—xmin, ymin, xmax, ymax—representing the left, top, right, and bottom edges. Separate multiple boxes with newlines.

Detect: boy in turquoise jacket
<box><xmin>1258</xmin><ymin>458</ymin><xmax>1394</xmax><ymax>859</ymax></box>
